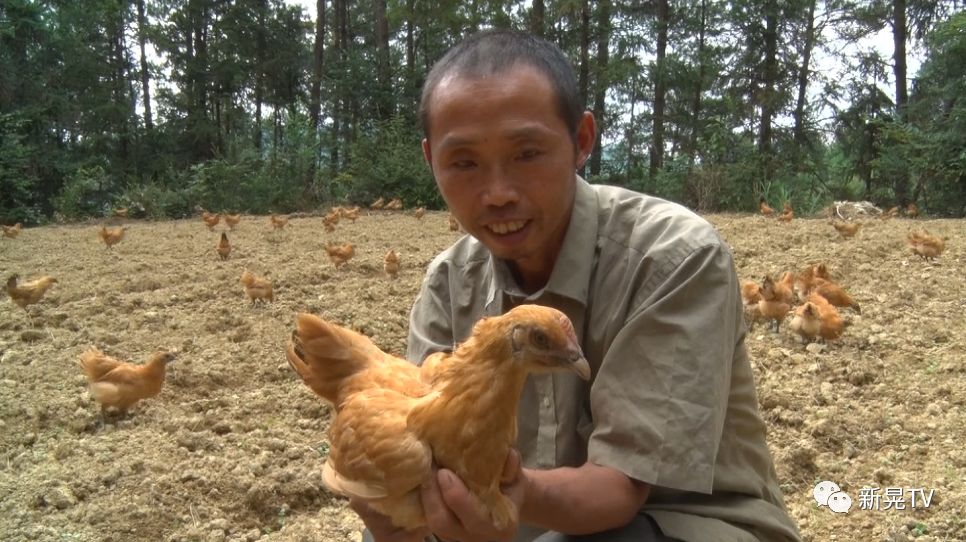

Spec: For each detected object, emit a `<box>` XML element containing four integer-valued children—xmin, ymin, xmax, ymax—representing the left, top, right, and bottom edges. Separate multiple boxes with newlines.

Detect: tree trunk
<box><xmin>793</xmin><ymin>0</ymin><xmax>816</xmax><ymax>154</ymax></box>
<box><xmin>578</xmin><ymin>0</ymin><xmax>590</xmax><ymax>108</ymax></box>
<box><xmin>892</xmin><ymin>0</ymin><xmax>909</xmax><ymax>204</ymax></box>
<box><xmin>649</xmin><ymin>0</ymin><xmax>669</xmax><ymax>180</ymax></box>
<box><xmin>758</xmin><ymin>0</ymin><xmax>778</xmax><ymax>183</ymax></box>
<box><xmin>309</xmin><ymin>0</ymin><xmax>326</xmax><ymax>133</ymax></box>
<box><xmin>136</xmin><ymin>0</ymin><xmax>153</xmax><ymax>132</ymax></box>
<box><xmin>588</xmin><ymin>0</ymin><xmax>610</xmax><ymax>177</ymax></box>
<box><xmin>530</xmin><ymin>0</ymin><xmax>545</xmax><ymax>37</ymax></box>
<box><xmin>254</xmin><ymin>0</ymin><xmax>267</xmax><ymax>152</ymax></box>
<box><xmin>374</xmin><ymin>0</ymin><xmax>391</xmax><ymax>120</ymax></box>
<box><xmin>686</xmin><ymin>0</ymin><xmax>707</xmax><ymax>173</ymax></box>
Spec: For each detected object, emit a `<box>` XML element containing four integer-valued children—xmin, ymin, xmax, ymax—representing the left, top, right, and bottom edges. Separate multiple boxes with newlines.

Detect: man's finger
<box><xmin>436</xmin><ymin>469</ymin><xmax>501</xmax><ymax>535</ymax></box>
<box><xmin>500</xmin><ymin>449</ymin><xmax>521</xmax><ymax>485</ymax></box>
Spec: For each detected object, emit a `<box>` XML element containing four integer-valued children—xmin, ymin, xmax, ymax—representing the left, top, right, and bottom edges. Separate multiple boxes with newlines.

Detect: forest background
<box><xmin>2</xmin><ymin>0</ymin><xmax>964</xmax><ymax>224</ymax></box>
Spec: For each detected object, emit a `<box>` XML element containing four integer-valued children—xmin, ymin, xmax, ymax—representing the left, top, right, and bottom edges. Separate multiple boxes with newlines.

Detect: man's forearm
<box><xmin>519</xmin><ymin>462</ymin><xmax>650</xmax><ymax>535</ymax></box>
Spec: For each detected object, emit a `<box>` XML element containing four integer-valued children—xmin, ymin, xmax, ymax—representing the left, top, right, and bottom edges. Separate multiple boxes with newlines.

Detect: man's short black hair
<box><xmin>419</xmin><ymin>29</ymin><xmax>583</xmax><ymax>141</ymax></box>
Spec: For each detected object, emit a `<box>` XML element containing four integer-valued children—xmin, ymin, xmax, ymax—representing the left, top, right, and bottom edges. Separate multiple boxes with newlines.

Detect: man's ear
<box><xmin>575</xmin><ymin>111</ymin><xmax>596</xmax><ymax>170</ymax></box>
<box><xmin>422</xmin><ymin>138</ymin><xmax>433</xmax><ymax>168</ymax></box>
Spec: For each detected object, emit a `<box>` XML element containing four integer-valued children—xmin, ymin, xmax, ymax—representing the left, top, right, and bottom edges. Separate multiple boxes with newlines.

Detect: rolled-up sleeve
<box><xmin>588</xmin><ymin>242</ymin><xmax>739</xmax><ymax>494</ymax></box>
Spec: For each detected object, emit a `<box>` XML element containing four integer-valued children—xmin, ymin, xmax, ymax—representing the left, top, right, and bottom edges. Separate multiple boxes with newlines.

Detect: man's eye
<box><xmin>519</xmin><ymin>149</ymin><xmax>542</xmax><ymax>160</ymax></box>
<box><xmin>451</xmin><ymin>160</ymin><xmax>476</xmax><ymax>169</ymax></box>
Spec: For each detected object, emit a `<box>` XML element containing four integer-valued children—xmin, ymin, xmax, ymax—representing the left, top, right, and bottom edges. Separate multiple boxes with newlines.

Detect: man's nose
<box><xmin>480</xmin><ymin>168</ymin><xmax>520</xmax><ymax>207</ymax></box>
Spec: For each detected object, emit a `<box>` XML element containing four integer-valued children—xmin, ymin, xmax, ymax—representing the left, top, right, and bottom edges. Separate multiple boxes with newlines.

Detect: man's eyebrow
<box><xmin>438</xmin><ymin>126</ymin><xmax>552</xmax><ymax>150</ymax></box>
<box><xmin>437</xmin><ymin>134</ymin><xmax>478</xmax><ymax>151</ymax></box>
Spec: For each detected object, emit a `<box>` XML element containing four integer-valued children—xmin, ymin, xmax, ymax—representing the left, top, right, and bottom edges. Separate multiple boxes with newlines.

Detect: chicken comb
<box><xmin>553</xmin><ymin>310</ymin><xmax>579</xmax><ymax>347</ymax></box>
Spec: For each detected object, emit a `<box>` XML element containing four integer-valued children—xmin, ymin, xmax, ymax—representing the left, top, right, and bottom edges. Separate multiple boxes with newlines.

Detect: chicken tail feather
<box><xmin>286</xmin><ymin>313</ymin><xmax>381</xmax><ymax>404</ymax></box>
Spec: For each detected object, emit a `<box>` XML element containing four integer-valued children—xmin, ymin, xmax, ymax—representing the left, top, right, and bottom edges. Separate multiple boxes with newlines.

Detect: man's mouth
<box><xmin>486</xmin><ymin>220</ymin><xmax>527</xmax><ymax>235</ymax></box>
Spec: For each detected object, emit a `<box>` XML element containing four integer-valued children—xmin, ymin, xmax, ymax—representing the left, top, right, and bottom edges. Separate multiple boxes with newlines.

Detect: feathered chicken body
<box><xmin>3</xmin><ymin>223</ymin><xmax>23</xmax><ymax>238</ymax></box>
<box><xmin>99</xmin><ymin>226</ymin><xmax>126</xmax><ymax>249</ymax></box>
<box><xmin>78</xmin><ymin>348</ymin><xmax>176</xmax><ymax>416</ymax></box>
<box><xmin>217</xmin><ymin>232</ymin><xmax>231</xmax><ymax>260</ymax></box>
<box><xmin>384</xmin><ymin>249</ymin><xmax>400</xmax><ymax>279</ymax></box>
<box><xmin>6</xmin><ymin>274</ymin><xmax>58</xmax><ymax>311</ymax></box>
<box><xmin>224</xmin><ymin>213</ymin><xmax>242</xmax><ymax>230</ymax></box>
<box><xmin>286</xmin><ymin>305</ymin><xmax>590</xmax><ymax>531</ymax></box>
<box><xmin>240</xmin><ymin>270</ymin><xmax>274</xmax><ymax>305</ymax></box>
<box><xmin>907</xmin><ymin>230</ymin><xmax>945</xmax><ymax>260</ymax></box>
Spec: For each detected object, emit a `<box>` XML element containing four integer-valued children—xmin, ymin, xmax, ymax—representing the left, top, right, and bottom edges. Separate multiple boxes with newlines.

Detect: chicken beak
<box><xmin>569</xmin><ymin>353</ymin><xmax>591</xmax><ymax>380</ymax></box>
<box><xmin>559</xmin><ymin>348</ymin><xmax>591</xmax><ymax>381</ymax></box>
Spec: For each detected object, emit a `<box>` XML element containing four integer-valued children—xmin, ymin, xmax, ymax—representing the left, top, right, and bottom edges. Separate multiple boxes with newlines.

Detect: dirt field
<box><xmin>1</xmin><ymin>209</ymin><xmax>963</xmax><ymax>542</ymax></box>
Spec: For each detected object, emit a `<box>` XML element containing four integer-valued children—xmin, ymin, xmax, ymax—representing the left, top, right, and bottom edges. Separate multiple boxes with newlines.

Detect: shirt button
<box><xmin>542</xmin><ymin>397</ymin><xmax>551</xmax><ymax>408</ymax></box>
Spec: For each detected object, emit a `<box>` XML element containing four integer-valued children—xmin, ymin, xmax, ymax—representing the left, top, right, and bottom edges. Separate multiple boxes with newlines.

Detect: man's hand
<box><xmin>421</xmin><ymin>449</ymin><xmax>526</xmax><ymax>542</ymax></box>
<box><xmin>349</xmin><ymin>498</ymin><xmax>430</xmax><ymax>542</ymax></box>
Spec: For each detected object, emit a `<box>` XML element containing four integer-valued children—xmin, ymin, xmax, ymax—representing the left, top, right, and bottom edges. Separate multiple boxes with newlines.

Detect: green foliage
<box><xmin>344</xmin><ymin>115</ymin><xmax>439</xmax><ymax>208</ymax></box>
<box><xmin>52</xmin><ymin>165</ymin><xmax>114</xmax><ymax>220</ymax></box>
<box><xmin>0</xmin><ymin>113</ymin><xmax>44</xmax><ymax>224</ymax></box>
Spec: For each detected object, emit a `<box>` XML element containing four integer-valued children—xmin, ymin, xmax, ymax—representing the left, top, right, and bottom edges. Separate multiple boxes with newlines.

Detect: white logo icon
<box><xmin>827</xmin><ymin>491</ymin><xmax>852</xmax><ymax>513</ymax></box>
<box><xmin>813</xmin><ymin>481</ymin><xmax>852</xmax><ymax>514</ymax></box>
<box><xmin>813</xmin><ymin>481</ymin><xmax>841</xmax><ymax>506</ymax></box>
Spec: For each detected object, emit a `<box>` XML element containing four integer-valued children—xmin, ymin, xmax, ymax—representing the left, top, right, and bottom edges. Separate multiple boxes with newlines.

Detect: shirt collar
<box><xmin>484</xmin><ymin>176</ymin><xmax>599</xmax><ymax>312</ymax></box>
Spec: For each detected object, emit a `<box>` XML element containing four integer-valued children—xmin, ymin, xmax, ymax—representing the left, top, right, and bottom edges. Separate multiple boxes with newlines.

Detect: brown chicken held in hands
<box><xmin>286</xmin><ymin>304</ymin><xmax>590</xmax><ymax>531</ymax></box>
<box><xmin>384</xmin><ymin>249</ymin><xmax>400</xmax><ymax>279</ymax></box>
<box><xmin>78</xmin><ymin>348</ymin><xmax>176</xmax><ymax>419</ymax></box>
<box><xmin>325</xmin><ymin>241</ymin><xmax>355</xmax><ymax>269</ymax></box>
<box><xmin>830</xmin><ymin>220</ymin><xmax>861</xmax><ymax>239</ymax></box>
<box><xmin>99</xmin><ymin>226</ymin><xmax>126</xmax><ymax>249</ymax></box>
<box><xmin>269</xmin><ymin>214</ymin><xmax>289</xmax><ymax>230</ymax></box>
<box><xmin>217</xmin><ymin>232</ymin><xmax>231</xmax><ymax>260</ymax></box>
<box><xmin>759</xmin><ymin>197</ymin><xmax>774</xmax><ymax>217</ymax></box>
<box><xmin>240</xmin><ymin>270</ymin><xmax>274</xmax><ymax>305</ymax></box>
<box><xmin>2</xmin><ymin>223</ymin><xmax>22</xmax><ymax>239</ymax></box>
<box><xmin>907</xmin><ymin>229</ymin><xmax>945</xmax><ymax>260</ymax></box>
<box><xmin>224</xmin><ymin>213</ymin><xmax>241</xmax><ymax>230</ymax></box>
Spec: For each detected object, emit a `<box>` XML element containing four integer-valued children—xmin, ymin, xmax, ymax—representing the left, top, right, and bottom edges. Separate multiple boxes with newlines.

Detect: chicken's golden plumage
<box><xmin>6</xmin><ymin>274</ymin><xmax>58</xmax><ymax>313</ymax></box>
<box><xmin>759</xmin><ymin>197</ymin><xmax>774</xmax><ymax>217</ymax></box>
<box><xmin>217</xmin><ymin>232</ymin><xmax>231</xmax><ymax>260</ymax></box>
<box><xmin>2</xmin><ymin>223</ymin><xmax>23</xmax><ymax>239</ymax></box>
<box><xmin>286</xmin><ymin>305</ymin><xmax>590</xmax><ymax>531</ymax></box>
<box><xmin>270</xmin><ymin>214</ymin><xmax>289</xmax><ymax>230</ymax></box>
<box><xmin>325</xmin><ymin>242</ymin><xmax>355</xmax><ymax>269</ymax></box>
<box><xmin>99</xmin><ymin>226</ymin><xmax>126</xmax><ymax>249</ymax></box>
<box><xmin>224</xmin><ymin>213</ymin><xmax>242</xmax><ymax>230</ymax></box>
<box><xmin>907</xmin><ymin>229</ymin><xmax>945</xmax><ymax>260</ymax></box>
<box><xmin>78</xmin><ymin>348</ymin><xmax>176</xmax><ymax>418</ymax></box>
<box><xmin>830</xmin><ymin>220</ymin><xmax>861</xmax><ymax>239</ymax></box>
<box><xmin>240</xmin><ymin>270</ymin><xmax>274</xmax><ymax>305</ymax></box>
<box><xmin>384</xmin><ymin>249</ymin><xmax>400</xmax><ymax>279</ymax></box>
<box><xmin>202</xmin><ymin>211</ymin><xmax>221</xmax><ymax>230</ymax></box>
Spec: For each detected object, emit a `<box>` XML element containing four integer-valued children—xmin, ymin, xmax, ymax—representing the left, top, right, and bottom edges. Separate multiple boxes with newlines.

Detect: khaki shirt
<box><xmin>407</xmin><ymin>178</ymin><xmax>802</xmax><ymax>542</ymax></box>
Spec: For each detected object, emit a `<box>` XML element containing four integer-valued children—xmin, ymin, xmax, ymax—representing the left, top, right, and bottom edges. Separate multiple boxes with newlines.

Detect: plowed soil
<box><xmin>1</xmin><ymin>210</ymin><xmax>963</xmax><ymax>542</ymax></box>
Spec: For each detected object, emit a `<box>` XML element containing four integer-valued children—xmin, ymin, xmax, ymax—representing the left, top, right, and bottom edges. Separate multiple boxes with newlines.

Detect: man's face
<box><xmin>422</xmin><ymin>64</ymin><xmax>594</xmax><ymax>285</ymax></box>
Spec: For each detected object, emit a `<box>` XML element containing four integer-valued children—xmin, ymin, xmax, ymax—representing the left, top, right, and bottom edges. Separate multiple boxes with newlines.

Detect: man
<box><xmin>354</xmin><ymin>29</ymin><xmax>802</xmax><ymax>542</ymax></box>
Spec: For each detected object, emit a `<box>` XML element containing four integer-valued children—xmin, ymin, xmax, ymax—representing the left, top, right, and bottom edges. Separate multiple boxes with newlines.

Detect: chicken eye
<box><xmin>531</xmin><ymin>329</ymin><xmax>550</xmax><ymax>349</ymax></box>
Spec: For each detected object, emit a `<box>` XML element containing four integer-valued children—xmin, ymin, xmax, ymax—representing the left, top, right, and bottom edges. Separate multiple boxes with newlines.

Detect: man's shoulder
<box><xmin>424</xmin><ymin>233</ymin><xmax>490</xmax><ymax>277</ymax></box>
<box><xmin>590</xmin><ymin>184</ymin><xmax>722</xmax><ymax>254</ymax></box>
